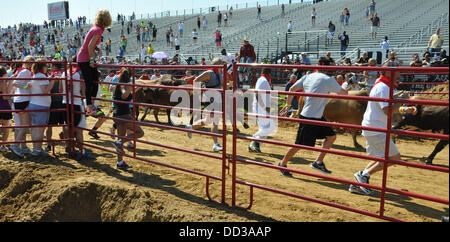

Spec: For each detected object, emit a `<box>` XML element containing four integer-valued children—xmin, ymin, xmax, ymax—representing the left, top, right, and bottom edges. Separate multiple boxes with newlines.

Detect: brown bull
<box><xmin>295</xmin><ymin>90</ymin><xmax>407</xmax><ymax>150</ymax></box>
<box><xmin>134</xmin><ymin>75</ymin><xmax>194</xmax><ymax>125</ymax></box>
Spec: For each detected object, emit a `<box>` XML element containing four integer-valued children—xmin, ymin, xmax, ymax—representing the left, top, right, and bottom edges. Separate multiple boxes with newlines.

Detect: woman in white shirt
<box><xmin>29</xmin><ymin>60</ymin><xmax>55</xmax><ymax>156</ymax></box>
<box><xmin>9</xmin><ymin>55</ymin><xmax>35</xmax><ymax>158</ymax></box>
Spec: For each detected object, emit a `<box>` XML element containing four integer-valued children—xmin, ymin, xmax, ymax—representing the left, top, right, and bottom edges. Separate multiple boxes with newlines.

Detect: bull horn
<box><xmin>393</xmin><ymin>91</ymin><xmax>405</xmax><ymax>98</ymax></box>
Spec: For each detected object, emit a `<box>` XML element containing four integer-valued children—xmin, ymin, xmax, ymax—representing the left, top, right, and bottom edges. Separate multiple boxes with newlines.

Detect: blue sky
<box><xmin>0</xmin><ymin>0</ymin><xmax>299</xmax><ymax>27</ymax></box>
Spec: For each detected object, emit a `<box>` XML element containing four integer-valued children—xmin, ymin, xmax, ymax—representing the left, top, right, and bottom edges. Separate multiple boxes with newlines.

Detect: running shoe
<box><xmin>248</xmin><ymin>141</ymin><xmax>262</xmax><ymax>153</ymax></box>
<box><xmin>186</xmin><ymin>125</ymin><xmax>193</xmax><ymax>139</ymax></box>
<box><xmin>116</xmin><ymin>161</ymin><xmax>132</xmax><ymax>170</ymax></box>
<box><xmin>212</xmin><ymin>143</ymin><xmax>223</xmax><ymax>152</ymax></box>
<box><xmin>277</xmin><ymin>163</ymin><xmax>293</xmax><ymax>177</ymax></box>
<box><xmin>354</xmin><ymin>171</ymin><xmax>374</xmax><ymax>195</ymax></box>
<box><xmin>311</xmin><ymin>161</ymin><xmax>332</xmax><ymax>174</ymax></box>
<box><xmin>21</xmin><ymin>147</ymin><xmax>33</xmax><ymax>155</ymax></box>
<box><xmin>0</xmin><ymin>145</ymin><xmax>9</xmax><ymax>153</ymax></box>
<box><xmin>112</xmin><ymin>141</ymin><xmax>125</xmax><ymax>154</ymax></box>
<box><xmin>126</xmin><ymin>142</ymin><xmax>135</xmax><ymax>149</ymax></box>
<box><xmin>40</xmin><ymin>150</ymin><xmax>51</xmax><ymax>158</ymax></box>
<box><xmin>30</xmin><ymin>149</ymin><xmax>42</xmax><ymax>157</ymax></box>
<box><xmin>88</xmin><ymin>131</ymin><xmax>101</xmax><ymax>139</ymax></box>
<box><xmin>45</xmin><ymin>145</ymin><xmax>52</xmax><ymax>152</ymax></box>
<box><xmin>348</xmin><ymin>184</ymin><xmax>367</xmax><ymax>195</ymax></box>
<box><xmin>8</xmin><ymin>145</ymin><xmax>24</xmax><ymax>158</ymax></box>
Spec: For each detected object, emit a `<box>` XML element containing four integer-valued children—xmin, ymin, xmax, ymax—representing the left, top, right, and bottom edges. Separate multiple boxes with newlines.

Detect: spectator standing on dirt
<box><xmin>111</xmin><ymin>68</ymin><xmax>144</xmax><ymax>170</ymax></box>
<box><xmin>349</xmin><ymin>61</ymin><xmax>417</xmax><ymax>196</ymax></box>
<box><xmin>278</xmin><ymin>57</ymin><xmax>348</xmax><ymax>177</ymax></box>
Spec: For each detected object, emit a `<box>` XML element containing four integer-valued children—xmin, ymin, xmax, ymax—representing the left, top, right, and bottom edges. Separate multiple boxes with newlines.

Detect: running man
<box><xmin>278</xmin><ymin>57</ymin><xmax>348</xmax><ymax>177</ymax></box>
<box><xmin>349</xmin><ymin>61</ymin><xmax>417</xmax><ymax>195</ymax></box>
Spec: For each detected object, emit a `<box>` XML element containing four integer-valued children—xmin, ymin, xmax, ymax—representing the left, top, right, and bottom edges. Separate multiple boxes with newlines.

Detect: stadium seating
<box><xmin>14</xmin><ymin>0</ymin><xmax>450</xmax><ymax>66</ymax></box>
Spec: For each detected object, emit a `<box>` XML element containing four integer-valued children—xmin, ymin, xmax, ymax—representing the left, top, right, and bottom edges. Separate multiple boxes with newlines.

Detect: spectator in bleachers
<box><xmin>229</xmin><ymin>7</ymin><xmax>233</xmax><ymax>19</ymax></box>
<box><xmin>382</xmin><ymin>51</ymin><xmax>403</xmax><ymax>66</ymax></box>
<box><xmin>409</xmin><ymin>53</ymin><xmax>423</xmax><ymax>67</ymax></box>
<box><xmin>370</xmin><ymin>13</ymin><xmax>381</xmax><ymax>39</ymax></box>
<box><xmin>380</xmin><ymin>36</ymin><xmax>390</xmax><ymax>56</ymax></box>
<box><xmin>179</xmin><ymin>21</ymin><xmax>184</xmax><ymax>37</ymax></box>
<box><xmin>344</xmin><ymin>8</ymin><xmax>351</xmax><ymax>26</ymax></box>
<box><xmin>325</xmin><ymin>52</ymin><xmax>336</xmax><ymax>65</ymax></box>
<box><xmin>218</xmin><ymin>11</ymin><xmax>223</xmax><ymax>27</ymax></box>
<box><xmin>327</xmin><ymin>21</ymin><xmax>336</xmax><ymax>45</ymax></box>
<box><xmin>427</xmin><ymin>28</ymin><xmax>444</xmax><ymax>55</ymax></box>
<box><xmin>202</xmin><ymin>16</ymin><xmax>208</xmax><ymax>31</ymax></box>
<box><xmin>421</xmin><ymin>51</ymin><xmax>432</xmax><ymax>67</ymax></box>
<box><xmin>281</xmin><ymin>4</ymin><xmax>286</xmax><ymax>18</ymax></box>
<box><xmin>77</xmin><ymin>9</ymin><xmax>112</xmax><ymax>117</ymax></box>
<box><xmin>342</xmin><ymin>57</ymin><xmax>352</xmax><ymax>66</ymax></box>
<box><xmin>257</xmin><ymin>5</ymin><xmax>262</xmax><ymax>20</ymax></box>
<box><xmin>338</xmin><ymin>31</ymin><xmax>349</xmax><ymax>57</ymax></box>
<box><xmin>224</xmin><ymin>13</ymin><xmax>229</xmax><ymax>27</ymax></box>
<box><xmin>282</xmin><ymin>55</ymin><xmax>292</xmax><ymax>65</ymax></box>
<box><xmin>193</xmin><ymin>29</ymin><xmax>199</xmax><ymax>44</ymax></box>
<box><xmin>299</xmin><ymin>52</ymin><xmax>311</xmax><ymax>65</ymax></box>
<box><xmin>165</xmin><ymin>29</ymin><xmax>170</xmax><ymax>47</ymax></box>
<box><xmin>175</xmin><ymin>36</ymin><xmax>180</xmax><ymax>52</ymax></box>
<box><xmin>147</xmin><ymin>43</ymin><xmax>154</xmax><ymax>56</ymax></box>
<box><xmin>311</xmin><ymin>8</ymin><xmax>316</xmax><ymax>27</ymax></box>
<box><xmin>369</xmin><ymin>0</ymin><xmax>376</xmax><ymax>19</ymax></box>
<box><xmin>152</xmin><ymin>26</ymin><xmax>157</xmax><ymax>42</ymax></box>
<box><xmin>339</xmin><ymin>10</ymin><xmax>345</xmax><ymax>27</ymax></box>
<box><xmin>287</xmin><ymin>20</ymin><xmax>293</xmax><ymax>33</ymax></box>
<box><xmin>355</xmin><ymin>51</ymin><xmax>370</xmax><ymax>66</ymax></box>
<box><xmin>363</xmin><ymin>58</ymin><xmax>379</xmax><ymax>90</ymax></box>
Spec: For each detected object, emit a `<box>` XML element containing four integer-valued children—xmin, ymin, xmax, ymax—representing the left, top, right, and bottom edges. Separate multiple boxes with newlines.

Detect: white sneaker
<box><xmin>212</xmin><ymin>143</ymin><xmax>223</xmax><ymax>152</ymax></box>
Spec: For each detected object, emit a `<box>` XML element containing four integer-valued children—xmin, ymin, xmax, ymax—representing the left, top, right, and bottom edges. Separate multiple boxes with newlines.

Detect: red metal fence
<box><xmin>1</xmin><ymin>60</ymin><xmax>448</xmax><ymax>222</ymax></box>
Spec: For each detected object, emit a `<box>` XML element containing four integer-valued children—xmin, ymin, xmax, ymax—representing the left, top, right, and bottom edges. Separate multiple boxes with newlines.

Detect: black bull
<box><xmin>392</xmin><ymin>104</ymin><xmax>449</xmax><ymax>165</ymax></box>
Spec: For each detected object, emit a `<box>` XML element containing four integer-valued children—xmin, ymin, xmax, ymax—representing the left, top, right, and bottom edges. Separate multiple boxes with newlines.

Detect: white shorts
<box><xmin>371</xmin><ymin>26</ymin><xmax>378</xmax><ymax>33</ymax></box>
<box><xmin>365</xmin><ymin>134</ymin><xmax>400</xmax><ymax>158</ymax></box>
<box><xmin>327</xmin><ymin>32</ymin><xmax>335</xmax><ymax>39</ymax></box>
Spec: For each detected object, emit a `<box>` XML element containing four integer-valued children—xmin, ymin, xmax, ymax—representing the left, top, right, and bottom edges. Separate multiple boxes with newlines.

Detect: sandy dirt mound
<box><xmin>419</xmin><ymin>82</ymin><xmax>449</xmax><ymax>101</ymax></box>
<box><xmin>1</xmin><ymin>108</ymin><xmax>448</xmax><ymax>222</ymax></box>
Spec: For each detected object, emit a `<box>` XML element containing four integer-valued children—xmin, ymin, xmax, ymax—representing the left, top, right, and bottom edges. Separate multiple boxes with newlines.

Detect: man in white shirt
<box><xmin>350</xmin><ymin>61</ymin><xmax>417</xmax><ymax>195</ymax></box>
<box><xmin>151</xmin><ymin>69</ymin><xmax>162</xmax><ymax>80</ymax></box>
<box><xmin>249</xmin><ymin>68</ymin><xmax>277</xmax><ymax>153</ymax></box>
<box><xmin>279</xmin><ymin>57</ymin><xmax>348</xmax><ymax>176</ymax></box>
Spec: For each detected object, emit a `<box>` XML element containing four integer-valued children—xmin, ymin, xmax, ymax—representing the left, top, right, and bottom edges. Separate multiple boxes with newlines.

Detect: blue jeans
<box><xmin>238</xmin><ymin>57</ymin><xmax>254</xmax><ymax>73</ymax></box>
<box><xmin>345</xmin><ymin>15</ymin><xmax>350</xmax><ymax>25</ymax></box>
<box><xmin>341</xmin><ymin>45</ymin><xmax>348</xmax><ymax>56</ymax></box>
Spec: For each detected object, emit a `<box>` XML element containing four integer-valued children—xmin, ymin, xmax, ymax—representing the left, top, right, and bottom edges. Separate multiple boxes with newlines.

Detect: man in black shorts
<box><xmin>278</xmin><ymin>57</ymin><xmax>348</xmax><ymax>177</ymax></box>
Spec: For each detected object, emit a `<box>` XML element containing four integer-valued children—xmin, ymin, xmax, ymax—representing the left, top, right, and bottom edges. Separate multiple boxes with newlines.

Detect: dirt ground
<box><xmin>1</xmin><ymin>83</ymin><xmax>448</xmax><ymax>222</ymax></box>
<box><xmin>0</xmin><ymin>108</ymin><xmax>448</xmax><ymax>222</ymax></box>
